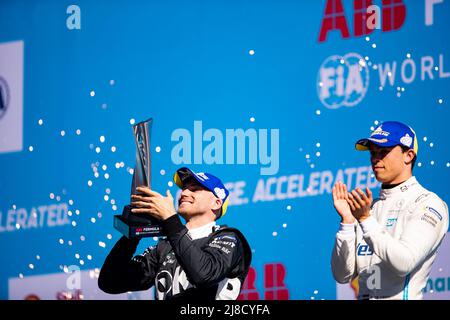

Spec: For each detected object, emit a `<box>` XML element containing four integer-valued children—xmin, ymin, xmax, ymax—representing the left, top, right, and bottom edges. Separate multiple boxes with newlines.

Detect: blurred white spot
<box><xmin>282</xmin><ymin>223</ymin><xmax>287</xmax><ymax>228</ymax></box>
<box><xmin>418</xmin><ymin>162</ymin><xmax>422</xmax><ymax>167</ymax></box>
<box><xmin>388</xmin><ymin>72</ymin><xmax>392</xmax><ymax>77</ymax></box>
<box><xmin>99</xmin><ymin>136</ymin><xmax>106</xmax><ymax>143</ymax></box>
<box><xmin>340</xmin><ymin>58</ymin><xmax>345</xmax><ymax>64</ymax></box>
<box><xmin>97</xmin><ymin>212</ymin><xmax>102</xmax><ymax>218</ymax></box>
<box><xmin>102</xmin><ymin>164</ymin><xmax>107</xmax><ymax>171</ymax></box>
<box><xmin>76</xmin><ymin>129</ymin><xmax>81</xmax><ymax>135</ymax></box>
<box><xmin>155</xmin><ymin>146</ymin><xmax>161</xmax><ymax>153</ymax></box>
<box><xmin>272</xmin><ymin>232</ymin><xmax>278</xmax><ymax>237</ymax></box>
<box><xmin>79</xmin><ymin>260</ymin><xmax>85</xmax><ymax>266</ymax></box>
<box><xmin>430</xmin><ymin>142</ymin><xmax>434</xmax><ymax>148</ymax></box>
<box><xmin>168</xmin><ymin>181</ymin><xmax>174</xmax><ymax>187</ymax></box>
<box><xmin>87</xmin><ymin>255</ymin><xmax>92</xmax><ymax>260</ymax></box>
<box><xmin>112</xmin><ymin>205</ymin><xmax>117</xmax><ymax>211</ymax></box>
<box><xmin>15</xmin><ymin>223</ymin><xmax>20</xmax><ymax>229</ymax></box>
<box><xmin>316</xmin><ymin>110</ymin><xmax>321</xmax><ymax>115</ymax></box>
<box><xmin>91</xmin><ymin>217</ymin><xmax>96</xmax><ymax>223</ymax></box>
<box><xmin>50</xmin><ymin>193</ymin><xmax>55</xmax><ymax>199</ymax></box>
<box><xmin>90</xmin><ymin>90</ymin><xmax>95</xmax><ymax>97</ymax></box>
<box><xmin>372</xmin><ymin>43</ymin><xmax>377</xmax><ymax>49</ymax></box>
<box><xmin>59</xmin><ymin>239</ymin><xmax>64</xmax><ymax>245</ymax></box>
<box><xmin>438</xmin><ymin>99</ymin><xmax>443</xmax><ymax>104</ymax></box>
<box><xmin>106</xmin><ymin>188</ymin><xmax>111</xmax><ymax>194</ymax></box>
<box><xmin>286</xmin><ymin>205</ymin><xmax>292</xmax><ymax>211</ymax></box>
<box><xmin>69</xmin><ymin>199</ymin><xmax>74</xmax><ymax>205</ymax></box>
<box><xmin>95</xmin><ymin>147</ymin><xmax>101</xmax><ymax>154</ymax></box>
<box><xmin>111</xmin><ymin>146</ymin><xmax>116</xmax><ymax>152</ymax></box>
<box><xmin>435</xmin><ymin>66</ymin><xmax>439</xmax><ymax>71</ymax></box>
<box><xmin>80</xmin><ymin>235</ymin><xmax>86</xmax><ymax>241</ymax></box>
<box><xmin>160</xmin><ymin>169</ymin><xmax>166</xmax><ymax>176</ymax></box>
<box><xmin>314</xmin><ymin>290</ymin><xmax>319</xmax><ymax>294</ymax></box>
<box><xmin>36</xmin><ymin>255</ymin><xmax>40</xmax><ymax>260</ymax></box>
<box><xmin>406</xmin><ymin>53</ymin><xmax>411</xmax><ymax>58</ymax></box>
<box><xmin>423</xmin><ymin>137</ymin><xmax>428</xmax><ymax>142</ymax></box>
<box><xmin>87</xmin><ymin>180</ymin><xmax>93</xmax><ymax>187</ymax></box>
<box><xmin>129</xmin><ymin>118</ymin><xmax>135</xmax><ymax>125</ymax></box>
<box><xmin>365</xmin><ymin>36</ymin><xmax>370</xmax><ymax>42</ymax></box>
<box><xmin>379</xmin><ymin>86</ymin><xmax>383</xmax><ymax>91</ymax></box>
<box><xmin>115</xmin><ymin>162</ymin><xmax>120</xmax><ymax>169</ymax></box>
<box><xmin>94</xmin><ymin>172</ymin><xmax>99</xmax><ymax>178</ymax></box>
<box><xmin>68</xmin><ymin>241</ymin><xmax>73</xmax><ymax>246</ymax></box>
<box><xmin>71</xmin><ymin>221</ymin><xmax>77</xmax><ymax>227</ymax></box>
<box><xmin>310</xmin><ymin>164</ymin><xmax>315</xmax><ymax>169</ymax></box>
<box><xmin>104</xmin><ymin>173</ymin><xmax>110</xmax><ymax>179</ymax></box>
<box><xmin>316</xmin><ymin>143</ymin><xmax>321</xmax><ymax>148</ymax></box>
<box><xmin>68</xmin><ymin>211</ymin><xmax>73</xmax><ymax>216</ymax></box>
<box><xmin>104</xmin><ymin>195</ymin><xmax>109</xmax><ymax>201</ymax></box>
<box><xmin>56</xmin><ymin>196</ymin><xmax>61</xmax><ymax>202</ymax></box>
<box><xmin>250</xmin><ymin>117</ymin><xmax>255</xmax><ymax>122</ymax></box>
<box><xmin>153</xmin><ymin>237</ymin><xmax>158</xmax><ymax>241</ymax></box>
<box><xmin>28</xmin><ymin>146</ymin><xmax>34</xmax><ymax>152</ymax></box>
<box><xmin>107</xmin><ymin>234</ymin><xmax>113</xmax><ymax>240</ymax></box>
<box><xmin>249</xmin><ymin>49</ymin><xmax>255</xmax><ymax>55</ymax></box>
<box><xmin>109</xmin><ymin>80</ymin><xmax>115</xmax><ymax>86</ymax></box>
<box><xmin>60</xmin><ymin>130</ymin><xmax>66</xmax><ymax>137</ymax></box>
<box><xmin>128</xmin><ymin>168</ymin><xmax>134</xmax><ymax>175</ymax></box>
<box><xmin>305</xmin><ymin>154</ymin><xmax>310</xmax><ymax>159</ymax></box>
<box><xmin>374</xmin><ymin>120</ymin><xmax>379</xmax><ymax>125</ymax></box>
<box><xmin>12</xmin><ymin>204</ymin><xmax>16</xmax><ymax>210</ymax></box>
<box><xmin>446</xmin><ymin>162</ymin><xmax>450</xmax><ymax>168</ymax></box>
<box><xmin>75</xmin><ymin>253</ymin><xmax>80</xmax><ymax>259</ymax></box>
<box><xmin>110</xmin><ymin>199</ymin><xmax>115</xmax><ymax>205</ymax></box>
<box><xmin>19</xmin><ymin>273</ymin><xmax>24</xmax><ymax>279</ymax></box>
<box><xmin>430</xmin><ymin>161</ymin><xmax>435</xmax><ymax>166</ymax></box>
<box><xmin>29</xmin><ymin>264</ymin><xmax>34</xmax><ymax>270</ymax></box>
<box><xmin>99</xmin><ymin>241</ymin><xmax>106</xmax><ymax>248</ymax></box>
<box><xmin>397</xmin><ymin>92</ymin><xmax>401</xmax><ymax>97</ymax></box>
<box><xmin>316</xmin><ymin>152</ymin><xmax>321</xmax><ymax>157</ymax></box>
<box><xmin>38</xmin><ymin>119</ymin><xmax>43</xmax><ymax>126</ymax></box>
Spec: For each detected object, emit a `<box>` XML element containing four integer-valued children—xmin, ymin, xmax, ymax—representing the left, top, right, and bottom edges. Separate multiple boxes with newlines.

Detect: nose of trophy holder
<box><xmin>113</xmin><ymin>118</ymin><xmax>163</xmax><ymax>238</ymax></box>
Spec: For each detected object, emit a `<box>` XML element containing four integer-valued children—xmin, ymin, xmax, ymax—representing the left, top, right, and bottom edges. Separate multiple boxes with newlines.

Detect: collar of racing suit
<box><xmin>379</xmin><ymin>176</ymin><xmax>418</xmax><ymax>200</ymax></box>
<box><xmin>187</xmin><ymin>221</ymin><xmax>217</xmax><ymax>240</ymax></box>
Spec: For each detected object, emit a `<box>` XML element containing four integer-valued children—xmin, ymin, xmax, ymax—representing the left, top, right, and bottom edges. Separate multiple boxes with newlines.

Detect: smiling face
<box><xmin>177</xmin><ymin>178</ymin><xmax>222</xmax><ymax>221</ymax></box>
<box><xmin>369</xmin><ymin>143</ymin><xmax>415</xmax><ymax>184</ymax></box>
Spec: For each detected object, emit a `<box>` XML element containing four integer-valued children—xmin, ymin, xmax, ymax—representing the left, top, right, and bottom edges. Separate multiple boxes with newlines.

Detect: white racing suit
<box><xmin>331</xmin><ymin>176</ymin><xmax>449</xmax><ymax>300</ymax></box>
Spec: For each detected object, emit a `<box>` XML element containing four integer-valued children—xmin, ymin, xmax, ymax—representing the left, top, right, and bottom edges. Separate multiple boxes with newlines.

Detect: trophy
<box><xmin>113</xmin><ymin>118</ymin><xmax>163</xmax><ymax>238</ymax></box>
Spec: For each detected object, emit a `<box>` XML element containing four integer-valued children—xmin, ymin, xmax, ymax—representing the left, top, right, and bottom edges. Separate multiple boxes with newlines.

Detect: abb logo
<box><xmin>318</xmin><ymin>0</ymin><xmax>406</xmax><ymax>42</ymax></box>
<box><xmin>238</xmin><ymin>263</ymin><xmax>289</xmax><ymax>300</ymax></box>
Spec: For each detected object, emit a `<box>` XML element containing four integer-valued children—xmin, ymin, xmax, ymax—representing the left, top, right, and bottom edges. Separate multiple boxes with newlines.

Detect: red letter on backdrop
<box><xmin>382</xmin><ymin>0</ymin><xmax>406</xmax><ymax>31</ymax></box>
<box><xmin>264</xmin><ymin>263</ymin><xmax>289</xmax><ymax>300</ymax></box>
<box><xmin>238</xmin><ymin>267</ymin><xmax>260</xmax><ymax>300</ymax></box>
<box><xmin>354</xmin><ymin>0</ymin><xmax>375</xmax><ymax>37</ymax></box>
<box><xmin>318</xmin><ymin>0</ymin><xmax>351</xmax><ymax>42</ymax></box>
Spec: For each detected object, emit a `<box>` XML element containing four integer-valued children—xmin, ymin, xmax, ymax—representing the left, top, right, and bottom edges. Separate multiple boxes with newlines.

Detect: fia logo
<box><xmin>0</xmin><ymin>76</ymin><xmax>10</xmax><ymax>120</ymax></box>
<box><xmin>317</xmin><ymin>53</ymin><xmax>369</xmax><ymax>109</ymax></box>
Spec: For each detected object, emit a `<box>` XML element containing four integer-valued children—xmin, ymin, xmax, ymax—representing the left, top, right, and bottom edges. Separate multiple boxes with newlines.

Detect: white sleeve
<box><xmin>361</xmin><ymin>195</ymin><xmax>449</xmax><ymax>277</ymax></box>
<box><xmin>331</xmin><ymin>222</ymin><xmax>358</xmax><ymax>284</ymax></box>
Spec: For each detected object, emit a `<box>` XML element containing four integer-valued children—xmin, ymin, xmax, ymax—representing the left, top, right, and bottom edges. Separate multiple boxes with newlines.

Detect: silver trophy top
<box><xmin>131</xmin><ymin>118</ymin><xmax>152</xmax><ymax>195</ymax></box>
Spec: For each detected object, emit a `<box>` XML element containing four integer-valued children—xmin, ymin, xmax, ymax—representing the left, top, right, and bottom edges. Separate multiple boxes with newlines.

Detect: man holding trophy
<box><xmin>98</xmin><ymin>119</ymin><xmax>252</xmax><ymax>300</ymax></box>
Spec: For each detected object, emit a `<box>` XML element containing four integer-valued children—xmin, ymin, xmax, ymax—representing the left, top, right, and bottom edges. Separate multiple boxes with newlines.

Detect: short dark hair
<box><xmin>400</xmin><ymin>145</ymin><xmax>416</xmax><ymax>171</ymax></box>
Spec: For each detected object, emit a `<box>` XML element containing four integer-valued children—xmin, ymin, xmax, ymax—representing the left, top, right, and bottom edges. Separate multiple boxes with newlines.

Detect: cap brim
<box><xmin>355</xmin><ymin>138</ymin><xmax>400</xmax><ymax>151</ymax></box>
<box><xmin>173</xmin><ymin>167</ymin><xmax>206</xmax><ymax>189</ymax></box>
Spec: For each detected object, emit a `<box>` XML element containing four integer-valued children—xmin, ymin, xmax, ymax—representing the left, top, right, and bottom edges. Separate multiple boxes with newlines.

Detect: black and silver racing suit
<box><xmin>98</xmin><ymin>214</ymin><xmax>252</xmax><ymax>300</ymax></box>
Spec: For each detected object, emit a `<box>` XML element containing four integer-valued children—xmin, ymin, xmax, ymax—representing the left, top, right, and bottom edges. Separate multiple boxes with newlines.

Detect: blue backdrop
<box><xmin>0</xmin><ymin>0</ymin><xmax>449</xmax><ymax>300</ymax></box>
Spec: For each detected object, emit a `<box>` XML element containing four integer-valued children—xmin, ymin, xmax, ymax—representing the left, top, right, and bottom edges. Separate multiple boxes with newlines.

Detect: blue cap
<box><xmin>173</xmin><ymin>167</ymin><xmax>230</xmax><ymax>217</ymax></box>
<box><xmin>355</xmin><ymin>121</ymin><xmax>418</xmax><ymax>154</ymax></box>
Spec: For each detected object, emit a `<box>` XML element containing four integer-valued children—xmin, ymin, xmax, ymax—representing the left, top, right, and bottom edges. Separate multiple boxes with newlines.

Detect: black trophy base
<box><xmin>114</xmin><ymin>205</ymin><xmax>163</xmax><ymax>238</ymax></box>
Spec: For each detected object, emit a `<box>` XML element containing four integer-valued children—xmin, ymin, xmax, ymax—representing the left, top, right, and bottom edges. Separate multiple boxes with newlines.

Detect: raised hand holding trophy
<box><xmin>113</xmin><ymin>118</ymin><xmax>163</xmax><ymax>238</ymax></box>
